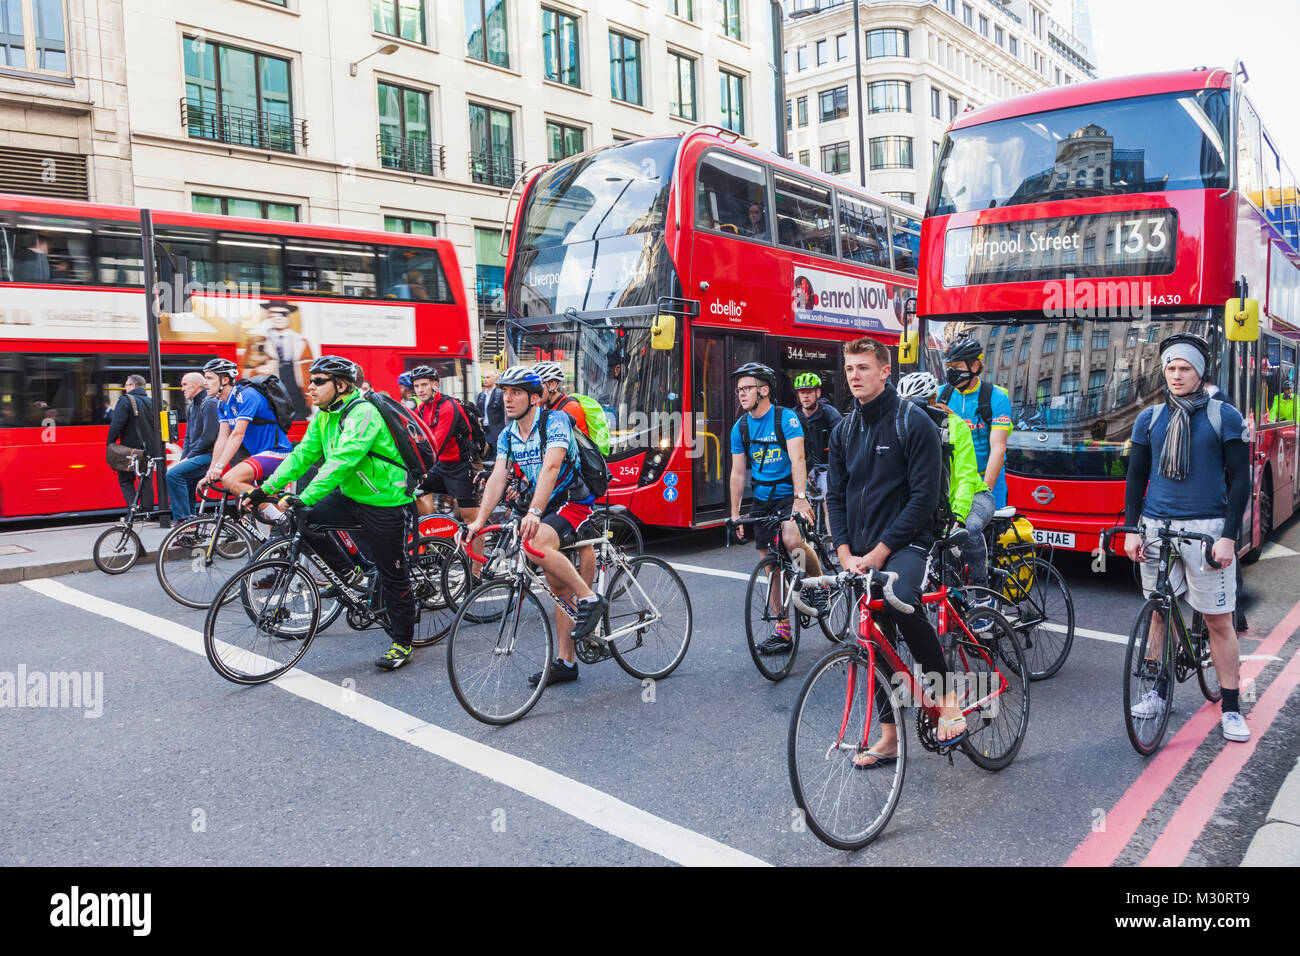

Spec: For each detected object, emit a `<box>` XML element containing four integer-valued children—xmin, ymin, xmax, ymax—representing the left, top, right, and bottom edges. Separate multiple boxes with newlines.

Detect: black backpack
<box><xmin>430</xmin><ymin>394</ymin><xmax>482</xmax><ymax>461</ymax></box>
<box><xmin>459</xmin><ymin>399</ymin><xmax>490</xmax><ymax>460</ymax></box>
<box><xmin>337</xmin><ymin>392</ymin><xmax>440</xmax><ymax>494</ymax></box>
<box><xmin>738</xmin><ymin>406</ymin><xmax>793</xmax><ymax>490</ymax></box>
<box><xmin>237</xmin><ymin>376</ymin><xmax>296</xmax><ymax>433</ymax></box>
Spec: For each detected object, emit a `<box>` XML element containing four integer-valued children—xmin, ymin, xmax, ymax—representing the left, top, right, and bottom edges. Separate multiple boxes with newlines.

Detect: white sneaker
<box><xmin>1221</xmin><ymin>711</ymin><xmax>1250</xmax><ymax>742</ymax></box>
<box><xmin>1130</xmin><ymin>689</ymin><xmax>1167</xmax><ymax>719</ymax></box>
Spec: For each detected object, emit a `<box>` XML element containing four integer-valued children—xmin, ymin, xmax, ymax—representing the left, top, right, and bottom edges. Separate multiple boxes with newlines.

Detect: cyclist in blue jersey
<box><xmin>728</xmin><ymin>362</ymin><xmax>821</xmax><ymax>655</ymax></box>
<box><xmin>198</xmin><ymin>358</ymin><xmax>293</xmax><ymax>518</ymax></box>
<box><xmin>939</xmin><ymin>334</ymin><xmax>1014</xmax><ymax>509</ymax></box>
<box><xmin>468</xmin><ymin>366</ymin><xmax>608</xmax><ymax>687</ymax></box>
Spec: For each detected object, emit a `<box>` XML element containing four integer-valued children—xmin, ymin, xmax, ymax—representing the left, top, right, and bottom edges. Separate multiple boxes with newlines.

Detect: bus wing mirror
<box><xmin>493</xmin><ymin>351</ymin><xmax>506</xmax><ymax>371</ymax></box>
<box><xmin>898</xmin><ymin>330</ymin><xmax>920</xmax><ymax>365</ymax></box>
<box><xmin>1225</xmin><ymin>298</ymin><xmax>1260</xmax><ymax>342</ymax></box>
<box><xmin>651</xmin><ymin>313</ymin><xmax>677</xmax><ymax>351</ymax></box>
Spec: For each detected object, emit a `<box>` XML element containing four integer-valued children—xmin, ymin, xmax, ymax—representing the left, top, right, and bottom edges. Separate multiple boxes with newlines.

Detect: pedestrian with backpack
<box><xmin>198</xmin><ymin>358</ymin><xmax>293</xmax><ymax>520</ymax></box>
<box><xmin>827</xmin><ymin>336</ymin><xmax>969</xmax><ymax>765</ymax></box>
<box><xmin>410</xmin><ymin>365</ymin><xmax>480</xmax><ymax>525</ymax></box>
<box><xmin>938</xmin><ymin>334</ymin><xmax>1014</xmax><ymax>508</ymax></box>
<box><xmin>249</xmin><ymin>355</ymin><xmax>419</xmax><ymax>671</ymax></box>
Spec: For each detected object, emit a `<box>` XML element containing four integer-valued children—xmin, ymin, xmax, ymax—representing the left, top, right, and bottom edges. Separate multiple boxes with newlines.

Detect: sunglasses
<box><xmin>309</xmin><ymin>377</ymin><xmax>333</xmax><ymax>387</ymax></box>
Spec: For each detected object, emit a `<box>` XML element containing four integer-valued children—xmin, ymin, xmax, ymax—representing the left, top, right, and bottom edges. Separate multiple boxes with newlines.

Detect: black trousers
<box><xmin>872</xmin><ymin>544</ymin><xmax>949</xmax><ymax>725</ymax></box>
<box><xmin>117</xmin><ymin>465</ymin><xmax>154</xmax><ymax>511</ymax></box>
<box><xmin>302</xmin><ymin>491</ymin><xmax>415</xmax><ymax>646</ymax></box>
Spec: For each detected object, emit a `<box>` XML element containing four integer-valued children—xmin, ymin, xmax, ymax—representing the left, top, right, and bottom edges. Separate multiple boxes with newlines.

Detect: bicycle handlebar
<box><xmin>467</xmin><ymin>520</ymin><xmax>545</xmax><ymax>561</ymax></box>
<box><xmin>1100</xmin><ymin>524</ymin><xmax>1223</xmax><ymax>569</ymax></box>
<box><xmin>791</xmin><ymin>568</ymin><xmax>913</xmax><ymax>617</ymax></box>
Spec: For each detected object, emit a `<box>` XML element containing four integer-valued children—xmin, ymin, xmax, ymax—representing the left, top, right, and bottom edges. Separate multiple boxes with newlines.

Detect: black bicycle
<box><xmin>155</xmin><ymin>481</ymin><xmax>268</xmax><ymax>607</ymax></box>
<box><xmin>93</xmin><ymin>456</ymin><xmax>161</xmax><ymax>574</ymax></box>
<box><xmin>203</xmin><ymin>501</ymin><xmax>470</xmax><ymax>684</ymax></box>
<box><xmin>1101</xmin><ymin>523</ymin><xmax>1223</xmax><ymax>756</ymax></box>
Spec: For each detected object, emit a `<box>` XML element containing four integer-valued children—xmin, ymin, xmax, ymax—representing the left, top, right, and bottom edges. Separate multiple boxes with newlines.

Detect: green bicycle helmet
<box><xmin>793</xmin><ymin>372</ymin><xmax>822</xmax><ymax>390</ymax></box>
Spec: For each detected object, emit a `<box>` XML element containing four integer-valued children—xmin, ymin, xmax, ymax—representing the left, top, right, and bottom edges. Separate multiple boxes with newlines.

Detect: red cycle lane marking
<box><xmin>1141</xmin><ymin>646</ymin><xmax>1300</xmax><ymax>866</ymax></box>
<box><xmin>1065</xmin><ymin>596</ymin><xmax>1300</xmax><ymax>867</ymax></box>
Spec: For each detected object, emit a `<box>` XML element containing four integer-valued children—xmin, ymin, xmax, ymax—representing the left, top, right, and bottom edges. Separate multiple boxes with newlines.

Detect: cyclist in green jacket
<box><xmin>898</xmin><ymin>371</ymin><xmax>995</xmax><ymax>593</ymax></box>
<box><xmin>248</xmin><ymin>355</ymin><xmax>419</xmax><ymax>671</ymax></box>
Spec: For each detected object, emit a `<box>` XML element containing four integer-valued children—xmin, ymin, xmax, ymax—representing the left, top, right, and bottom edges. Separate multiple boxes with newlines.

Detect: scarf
<box><xmin>1157</xmin><ymin>386</ymin><xmax>1210</xmax><ymax>481</ymax></box>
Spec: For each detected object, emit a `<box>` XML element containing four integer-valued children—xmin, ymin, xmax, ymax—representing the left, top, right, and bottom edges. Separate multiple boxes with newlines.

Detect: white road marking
<box><xmin>1258</xmin><ymin>542</ymin><xmax>1300</xmax><ymax>560</ymax></box>
<box><xmin>1240</xmin><ymin>654</ymin><xmax>1283</xmax><ymax>662</ymax></box>
<box><xmin>670</xmin><ymin>561</ymin><xmax>752</xmax><ymax>582</ymax></box>
<box><xmin>21</xmin><ymin>578</ymin><xmax>769</xmax><ymax>868</ymax></box>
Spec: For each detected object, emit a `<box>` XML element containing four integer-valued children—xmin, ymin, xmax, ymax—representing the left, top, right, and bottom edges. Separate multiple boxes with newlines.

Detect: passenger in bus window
<box><xmin>742</xmin><ymin>203</ymin><xmax>769</xmax><ymax>239</ymax></box>
<box><xmin>13</xmin><ymin>233</ymin><xmax>50</xmax><ymax>282</ymax></box>
<box><xmin>778</xmin><ymin>218</ymin><xmax>804</xmax><ymax>249</ymax></box>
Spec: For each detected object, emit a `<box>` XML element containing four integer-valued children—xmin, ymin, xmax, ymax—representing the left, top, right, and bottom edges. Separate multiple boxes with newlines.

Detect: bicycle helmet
<box><xmin>497</xmin><ymin>365</ymin><xmax>544</xmax><ymax>396</ymax></box>
<box><xmin>897</xmin><ymin>371</ymin><xmax>939</xmax><ymax>402</ymax></box>
<box><xmin>397</xmin><ymin>372</ymin><xmax>413</xmax><ymax>388</ymax></box>
<box><xmin>532</xmin><ymin>361</ymin><xmax>565</xmax><ymax>384</ymax></box>
<box><xmin>944</xmin><ymin>334</ymin><xmax>984</xmax><ymax>364</ymax></box>
<box><xmin>409</xmin><ymin>364</ymin><xmax>439</xmax><ymax>383</ymax></box>
<box><xmin>793</xmin><ymin>372</ymin><xmax>822</xmax><ymax>390</ymax></box>
<box><xmin>202</xmin><ymin>357</ymin><xmax>239</xmax><ymax>380</ymax></box>
<box><xmin>309</xmin><ymin>355</ymin><xmax>359</xmax><ymax>384</ymax></box>
<box><xmin>732</xmin><ymin>362</ymin><xmax>777</xmax><ymax>389</ymax></box>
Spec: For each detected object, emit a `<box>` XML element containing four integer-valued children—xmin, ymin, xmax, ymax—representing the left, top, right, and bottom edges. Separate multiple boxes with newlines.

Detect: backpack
<box><xmin>430</xmin><ymin>394</ymin><xmax>477</xmax><ymax>461</ymax></box>
<box><xmin>738</xmin><ymin>406</ymin><xmax>792</xmax><ymax>490</ymax></box>
<box><xmin>939</xmin><ymin>380</ymin><xmax>994</xmax><ymax>433</ymax></box>
<box><xmin>338</xmin><ymin>392</ymin><xmax>439</xmax><ymax>494</ymax></box>
<box><xmin>459</xmin><ymin>399</ymin><xmax>490</xmax><ymax>460</ymax></box>
<box><xmin>508</xmin><ymin>408</ymin><xmax>611</xmax><ymax>500</ymax></box>
<box><xmin>237</xmin><ymin>375</ymin><xmax>296</xmax><ymax>433</ymax></box>
<box><xmin>1146</xmin><ymin>399</ymin><xmax>1226</xmax><ymax>444</ymax></box>
<box><xmin>566</xmin><ymin>393</ymin><xmax>613</xmax><ymax>456</ymax></box>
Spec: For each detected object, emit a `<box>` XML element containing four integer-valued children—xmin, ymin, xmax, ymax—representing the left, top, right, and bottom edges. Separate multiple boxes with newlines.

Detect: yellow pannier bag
<box><xmin>996</xmin><ymin>516</ymin><xmax>1037</xmax><ymax>602</ymax></box>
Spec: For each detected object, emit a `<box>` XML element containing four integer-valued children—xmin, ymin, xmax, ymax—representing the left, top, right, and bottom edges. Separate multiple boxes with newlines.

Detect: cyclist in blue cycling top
<box><xmin>199</xmin><ymin>357</ymin><xmax>292</xmax><ymax>518</ymax></box>
<box><xmin>468</xmin><ymin>365</ymin><xmax>607</xmax><ymax>688</ymax></box>
<box><xmin>941</xmin><ymin>335</ymin><xmax>1014</xmax><ymax>509</ymax></box>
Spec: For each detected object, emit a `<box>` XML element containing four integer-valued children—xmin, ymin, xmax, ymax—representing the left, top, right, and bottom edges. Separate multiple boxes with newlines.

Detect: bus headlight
<box><xmin>639</xmin><ymin>451</ymin><xmax>668</xmax><ymax>486</ymax></box>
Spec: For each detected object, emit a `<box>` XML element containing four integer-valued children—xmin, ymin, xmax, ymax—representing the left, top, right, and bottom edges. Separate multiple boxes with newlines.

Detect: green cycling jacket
<box><xmin>264</xmin><ymin>390</ymin><xmax>413</xmax><ymax>508</ymax></box>
<box><xmin>948</xmin><ymin>413</ymin><xmax>983</xmax><ymax>522</ymax></box>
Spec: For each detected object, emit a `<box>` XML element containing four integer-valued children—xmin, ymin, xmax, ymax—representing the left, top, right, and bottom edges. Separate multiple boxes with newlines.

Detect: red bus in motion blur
<box><xmin>504</xmin><ymin>127</ymin><xmax>925</xmax><ymax>529</ymax></box>
<box><xmin>0</xmin><ymin>194</ymin><xmax>471</xmax><ymax>519</ymax></box>
<box><xmin>921</xmin><ymin>66</ymin><xmax>1300</xmax><ymax>559</ymax></box>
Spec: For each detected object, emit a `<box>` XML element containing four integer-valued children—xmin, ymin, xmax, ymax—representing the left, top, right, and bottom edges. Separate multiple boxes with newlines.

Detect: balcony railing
<box><xmin>377</xmin><ymin>132</ymin><xmax>445</xmax><ymax>176</ymax></box>
<box><xmin>180</xmin><ymin>97</ymin><xmax>307</xmax><ymax>153</ymax></box>
<box><xmin>470</xmin><ymin>151</ymin><xmax>526</xmax><ymax>188</ymax></box>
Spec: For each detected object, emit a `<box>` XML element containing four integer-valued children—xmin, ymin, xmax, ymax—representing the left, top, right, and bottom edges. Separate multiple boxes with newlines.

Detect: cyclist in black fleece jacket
<box><xmin>826</xmin><ymin>337</ymin><xmax>967</xmax><ymax>762</ymax></box>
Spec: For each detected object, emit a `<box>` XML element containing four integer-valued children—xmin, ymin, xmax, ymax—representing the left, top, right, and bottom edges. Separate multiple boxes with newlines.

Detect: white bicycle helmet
<box><xmin>531</xmin><ymin>361</ymin><xmax>565</xmax><ymax>384</ymax></box>
<box><xmin>897</xmin><ymin>371</ymin><xmax>939</xmax><ymax>402</ymax></box>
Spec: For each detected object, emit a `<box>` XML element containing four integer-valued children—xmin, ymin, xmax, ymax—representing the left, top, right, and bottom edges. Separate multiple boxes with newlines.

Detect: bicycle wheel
<box><xmin>603</xmin><ymin>512</ymin><xmax>644</xmax><ymax>557</ymax></box>
<box><xmin>93</xmin><ymin>526</ymin><xmax>142</xmax><ymax>575</ymax></box>
<box><xmin>745</xmin><ymin>554</ymin><xmax>800</xmax><ymax>682</ymax></box>
<box><xmin>817</xmin><ymin>582</ymin><xmax>853</xmax><ymax>643</ymax></box>
<box><xmin>1122</xmin><ymin>598</ymin><xmax>1174</xmax><ymax>756</ymax></box>
<box><xmin>1190</xmin><ymin>611</ymin><xmax>1222</xmax><ymax>703</ymax></box>
<box><xmin>1007</xmin><ymin>557</ymin><xmax>1075</xmax><ymax>681</ymax></box>
<box><xmin>788</xmin><ymin>648</ymin><xmax>906</xmax><ymax>851</ymax></box>
<box><xmin>447</xmin><ymin>579</ymin><xmax>554</xmax><ymax>725</ymax></box>
<box><xmin>606</xmin><ymin>557</ymin><xmax>693</xmax><ymax>680</ymax></box>
<box><xmin>248</xmin><ymin>538</ymin><xmax>344</xmax><ymax>633</ymax></box>
<box><xmin>204</xmin><ymin>560</ymin><xmax>319</xmax><ymax>684</ymax></box>
<box><xmin>948</xmin><ymin>604</ymin><xmax>1030</xmax><ymax>771</ymax></box>
<box><xmin>156</xmin><ymin>515</ymin><xmax>256</xmax><ymax>609</ymax></box>
<box><xmin>410</xmin><ymin>536</ymin><xmax>471</xmax><ymax>647</ymax></box>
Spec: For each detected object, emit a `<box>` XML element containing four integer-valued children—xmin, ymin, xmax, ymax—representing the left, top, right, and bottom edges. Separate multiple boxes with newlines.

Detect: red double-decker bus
<box><xmin>921</xmin><ymin>66</ymin><xmax>1300</xmax><ymax>558</ymax></box>
<box><xmin>0</xmin><ymin>194</ymin><xmax>471</xmax><ymax>519</ymax></box>
<box><xmin>503</xmin><ymin>128</ymin><xmax>924</xmax><ymax>529</ymax></box>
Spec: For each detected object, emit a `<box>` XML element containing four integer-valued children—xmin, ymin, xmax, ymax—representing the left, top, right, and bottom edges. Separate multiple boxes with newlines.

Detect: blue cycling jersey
<box><xmin>218</xmin><ymin>384</ymin><xmax>291</xmax><ymax>456</ymax></box>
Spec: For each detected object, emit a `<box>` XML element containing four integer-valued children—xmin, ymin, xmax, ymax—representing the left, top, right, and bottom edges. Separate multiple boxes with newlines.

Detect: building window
<box><xmin>378</xmin><ymin>82</ymin><xmax>436</xmax><ymax>175</ymax></box>
<box><xmin>962</xmin><ymin>3</ymin><xmax>972</xmax><ymax>26</ymax></box>
<box><xmin>609</xmin><ymin>31</ymin><xmax>642</xmax><ymax>105</ymax></box>
<box><xmin>867</xmin><ymin>79</ymin><xmax>910</xmax><ymax>114</ymax></box>
<box><xmin>796</xmin><ymin>45</ymin><xmax>807</xmax><ymax>71</ymax></box>
<box><xmin>1042</xmin><ymin>332</ymin><xmax>1057</xmax><ymax>355</ymax></box>
<box><xmin>542</xmin><ymin>8</ymin><xmax>580</xmax><ymax>87</ymax></box>
<box><xmin>1009</xmin><ymin>35</ymin><xmax>1018</xmax><ymax>57</ymax></box>
<box><xmin>192</xmin><ymin>194</ymin><xmax>299</xmax><ymax>221</ymax></box>
<box><xmin>1020</xmin><ymin>338</ymin><xmax>1032</xmax><ymax>361</ymax></box>
<box><xmin>945</xmin><ymin>0</ymin><xmax>956</xmax><ymax>12</ymax></box>
<box><xmin>0</xmin><ymin>0</ymin><xmax>66</xmax><ymax>71</ymax></box>
<box><xmin>948</xmin><ymin>94</ymin><xmax>958</xmax><ymax>119</ymax></box>
<box><xmin>979</xmin><ymin>14</ymin><xmax>988</xmax><ymax>36</ymax></box>
<box><xmin>816</xmin><ymin>39</ymin><xmax>828</xmax><ymax>66</ymax></box>
<box><xmin>474</xmin><ymin>226</ymin><xmax>507</xmax><ymax>317</ymax></box>
<box><xmin>720</xmin><ymin>69</ymin><xmax>745</xmax><ymax>134</ymax></box>
<box><xmin>1092</xmin><ymin>328</ymin><xmax>1109</xmax><ymax>350</ymax></box>
<box><xmin>468</xmin><ymin>102</ymin><xmax>516</xmax><ymax>187</ymax></box>
<box><xmin>820</xmin><ymin>142</ymin><xmax>850</xmax><ymax>176</ymax></box>
<box><xmin>836</xmin><ymin>33</ymin><xmax>848</xmax><ymax>60</ymax></box>
<box><xmin>995</xmin><ymin>26</ymin><xmax>1003</xmax><ymax>46</ymax></box>
<box><xmin>865</xmin><ymin>28</ymin><xmax>908</xmax><ymax>58</ymax></box>
<box><xmin>670</xmin><ymin>51</ymin><xmax>697</xmax><ymax>120</ymax></box>
<box><xmin>183</xmin><ymin>39</ymin><xmax>297</xmax><ymax>152</ymax></box>
<box><xmin>885</xmin><ymin>191</ymin><xmax>915</xmax><ymax>204</ymax></box>
<box><xmin>819</xmin><ymin>85</ymin><xmax>848</xmax><ymax>122</ymax></box>
<box><xmin>930</xmin><ymin>86</ymin><xmax>941</xmax><ymax>119</ymax></box>
<box><xmin>932</xmin><ymin>140</ymin><xmax>939</xmax><ymax>161</ymax></box>
<box><xmin>547</xmin><ymin>120</ymin><xmax>584</xmax><ymax>162</ymax></box>
<box><xmin>784</xmin><ymin>99</ymin><xmax>791</xmax><ymax>131</ymax></box>
<box><xmin>373</xmin><ymin>0</ymin><xmax>425</xmax><ymax>44</ymax></box>
<box><xmin>870</xmin><ymin>135</ymin><xmax>912</xmax><ymax>169</ymax></box>
<box><xmin>798</xmin><ymin>149</ymin><xmax>810</xmax><ymax>166</ymax></box>
<box><xmin>1055</xmin><ymin>66</ymin><xmax>1062</xmax><ymax>84</ymax></box>
<box><xmin>797</xmin><ymin>95</ymin><xmax>808</xmax><ymax>126</ymax></box>
<box><xmin>465</xmin><ymin>0</ymin><xmax>509</xmax><ymax>68</ymax></box>
<box><xmin>718</xmin><ymin>0</ymin><xmax>741</xmax><ymax>41</ymax></box>
<box><xmin>385</xmin><ymin>215</ymin><xmax>437</xmax><ymax>235</ymax></box>
<box><xmin>670</xmin><ymin>0</ymin><xmax>693</xmax><ymax>20</ymax></box>
<box><xmin>1066</xmin><ymin>329</ymin><xmax>1082</xmax><ymax>351</ymax></box>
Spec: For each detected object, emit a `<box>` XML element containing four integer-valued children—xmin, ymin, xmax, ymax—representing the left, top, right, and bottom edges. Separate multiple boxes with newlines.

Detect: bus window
<box><xmin>774</xmin><ymin>173</ymin><xmax>835</xmax><ymax>257</ymax></box>
<box><xmin>890</xmin><ymin>212</ymin><xmax>920</xmax><ymax>275</ymax></box>
<box><xmin>838</xmin><ymin>195</ymin><xmax>890</xmax><ymax>267</ymax></box>
<box><xmin>1238</xmin><ymin>97</ymin><xmax>1263</xmax><ymax>210</ymax></box>
<box><xmin>94</xmin><ymin>224</ymin><xmax>144</xmax><ymax>286</ymax></box>
<box><xmin>217</xmin><ymin>233</ymin><xmax>282</xmax><ymax>292</ymax></box>
<box><xmin>695</xmin><ymin>151</ymin><xmax>768</xmax><ymax>238</ymax></box>
<box><xmin>1</xmin><ymin>215</ymin><xmax>93</xmax><ymax>284</ymax></box>
<box><xmin>285</xmin><ymin>240</ymin><xmax>377</xmax><ymax>298</ymax></box>
<box><xmin>378</xmin><ymin>245</ymin><xmax>454</xmax><ymax>302</ymax></box>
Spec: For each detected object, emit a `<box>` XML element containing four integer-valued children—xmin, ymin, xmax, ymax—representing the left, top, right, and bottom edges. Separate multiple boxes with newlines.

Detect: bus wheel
<box><xmin>1243</xmin><ymin>478</ymin><xmax>1272</xmax><ymax>565</ymax></box>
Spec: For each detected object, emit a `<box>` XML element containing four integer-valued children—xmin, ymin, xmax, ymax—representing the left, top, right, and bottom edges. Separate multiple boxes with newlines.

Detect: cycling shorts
<box><xmin>541</xmin><ymin>500</ymin><xmax>594</xmax><ymax>549</ymax></box>
<box><xmin>425</xmin><ymin>460</ymin><xmax>479</xmax><ymax>506</ymax></box>
<box><xmin>752</xmin><ymin>495</ymin><xmax>795</xmax><ymax>555</ymax></box>
<box><xmin>243</xmin><ymin>451</ymin><xmax>290</xmax><ymax>482</ymax></box>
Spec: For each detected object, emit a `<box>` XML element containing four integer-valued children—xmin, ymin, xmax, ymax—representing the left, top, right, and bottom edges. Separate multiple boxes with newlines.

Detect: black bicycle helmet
<box><xmin>497</xmin><ymin>365</ymin><xmax>544</xmax><ymax>396</ymax></box>
<box><xmin>202</xmin><ymin>357</ymin><xmax>238</xmax><ymax>379</ymax></box>
<box><xmin>1157</xmin><ymin>331</ymin><xmax>1211</xmax><ymax>366</ymax></box>
<box><xmin>409</xmin><ymin>364</ymin><xmax>440</xmax><ymax>382</ymax></box>
<box><xmin>944</xmin><ymin>334</ymin><xmax>984</xmax><ymax>364</ymax></box>
<box><xmin>732</xmin><ymin>362</ymin><xmax>777</xmax><ymax>389</ymax></box>
<box><xmin>309</xmin><ymin>355</ymin><xmax>359</xmax><ymax>384</ymax></box>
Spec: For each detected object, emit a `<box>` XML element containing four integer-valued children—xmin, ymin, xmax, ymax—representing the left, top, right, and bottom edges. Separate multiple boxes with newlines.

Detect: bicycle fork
<box><xmin>827</xmin><ymin>641</ymin><xmax>876</xmax><ymax>760</ymax></box>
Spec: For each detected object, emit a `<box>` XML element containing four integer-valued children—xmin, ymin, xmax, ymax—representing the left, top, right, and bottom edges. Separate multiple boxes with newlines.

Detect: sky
<box><xmin>1088</xmin><ymin>0</ymin><xmax>1300</xmax><ymax>161</ymax></box>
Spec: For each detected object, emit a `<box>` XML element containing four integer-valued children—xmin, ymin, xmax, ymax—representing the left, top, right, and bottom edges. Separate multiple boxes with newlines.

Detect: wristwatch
<box><xmin>528</xmin><ymin>507</ymin><xmax>543</xmax><ymax>516</ymax></box>
<box><xmin>795</xmin><ymin>492</ymin><xmax>807</xmax><ymax>500</ymax></box>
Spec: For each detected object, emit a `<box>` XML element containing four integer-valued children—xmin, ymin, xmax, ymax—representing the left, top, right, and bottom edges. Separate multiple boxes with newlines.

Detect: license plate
<box><xmin>1032</xmin><ymin>529</ymin><xmax>1075</xmax><ymax>548</ymax></box>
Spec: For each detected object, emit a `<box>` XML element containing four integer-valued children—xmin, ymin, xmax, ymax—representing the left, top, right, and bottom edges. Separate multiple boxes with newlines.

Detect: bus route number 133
<box><xmin>1112</xmin><ymin>217</ymin><xmax>1168</xmax><ymax>258</ymax></box>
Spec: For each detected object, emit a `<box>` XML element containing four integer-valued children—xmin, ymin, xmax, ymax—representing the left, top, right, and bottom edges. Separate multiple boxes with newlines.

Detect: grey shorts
<box><xmin>1138</xmin><ymin>516</ymin><xmax>1235</xmax><ymax>615</ymax></box>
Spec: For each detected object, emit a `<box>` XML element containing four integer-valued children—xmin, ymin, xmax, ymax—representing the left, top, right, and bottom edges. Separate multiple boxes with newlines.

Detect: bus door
<box><xmin>771</xmin><ymin>338</ymin><xmax>843</xmax><ymax>411</ymax></box>
<box><xmin>1260</xmin><ymin>334</ymin><xmax>1298</xmax><ymax>522</ymax></box>
<box><xmin>691</xmin><ymin>328</ymin><xmax>763</xmax><ymax>523</ymax></box>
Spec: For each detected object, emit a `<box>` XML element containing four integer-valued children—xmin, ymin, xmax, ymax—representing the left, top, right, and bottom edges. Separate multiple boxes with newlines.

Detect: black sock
<box><xmin>1221</xmin><ymin>688</ymin><xmax>1239</xmax><ymax>713</ymax></box>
